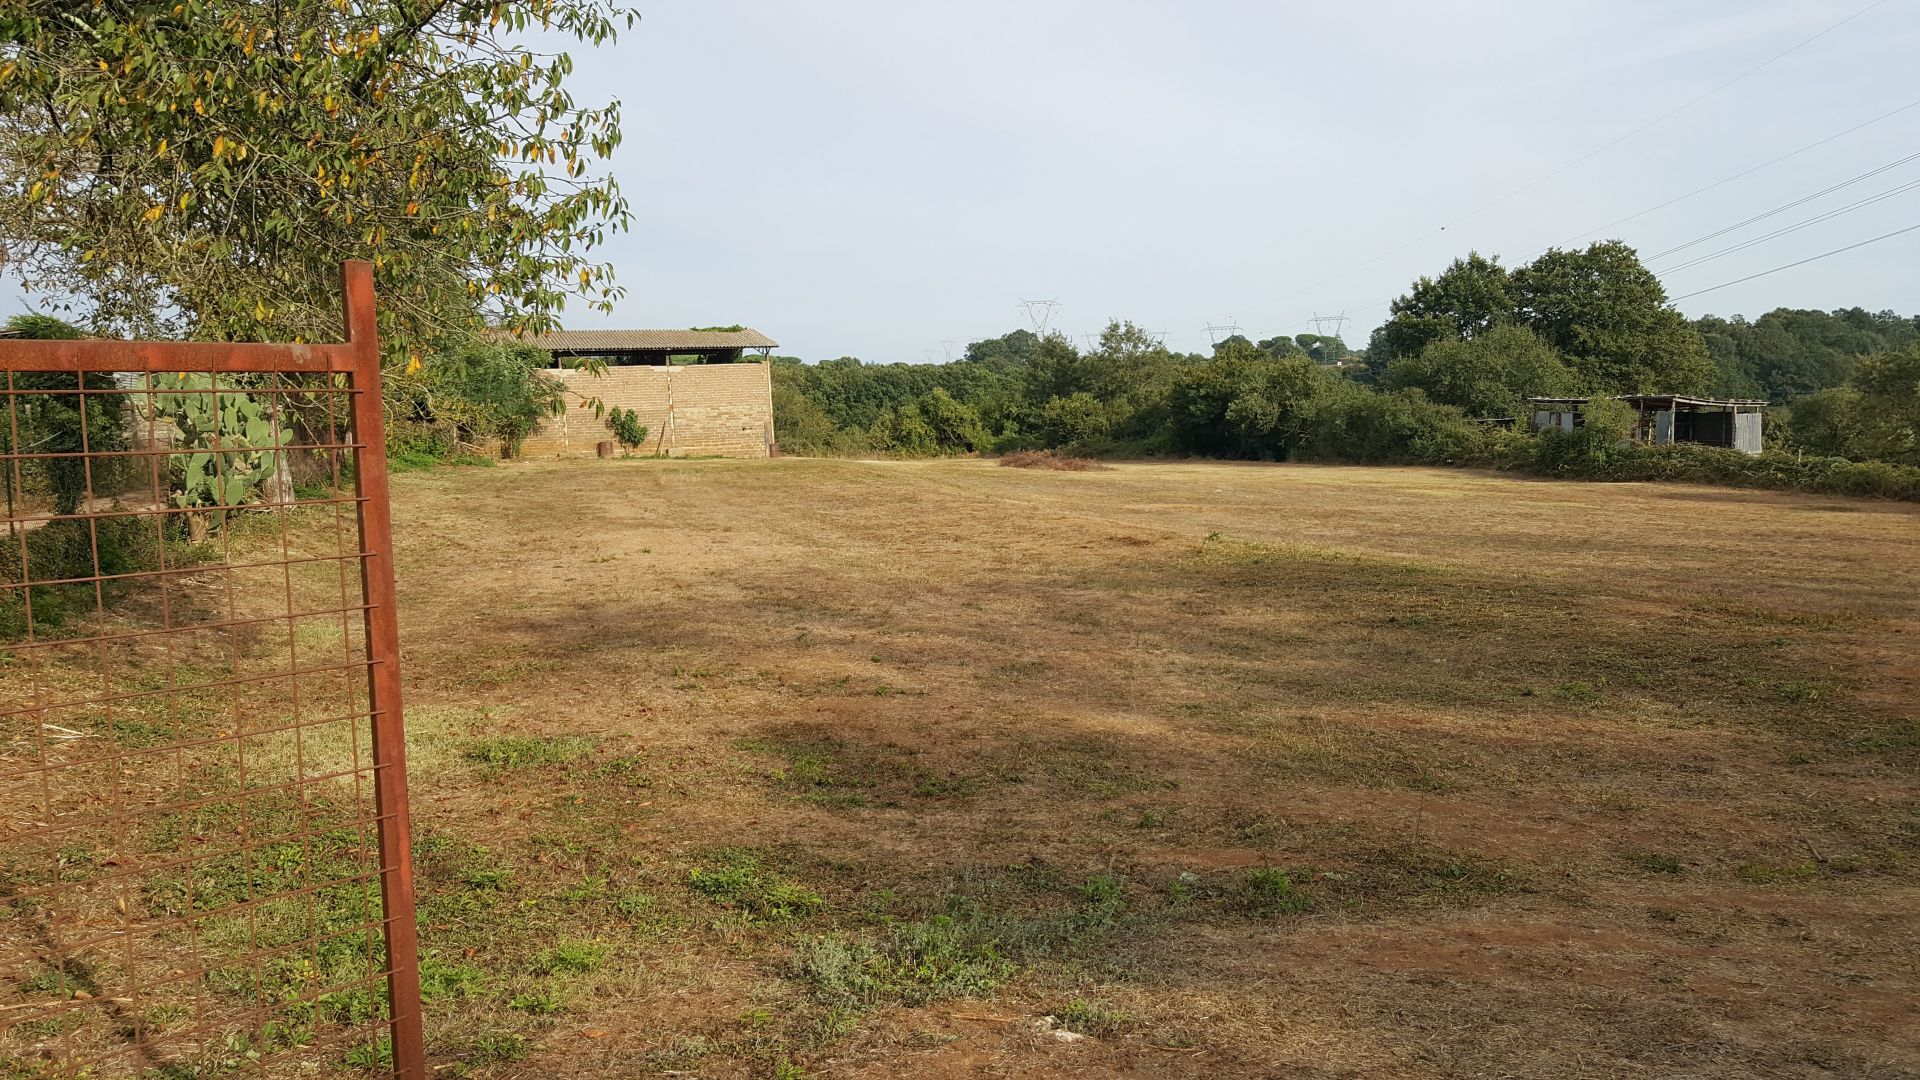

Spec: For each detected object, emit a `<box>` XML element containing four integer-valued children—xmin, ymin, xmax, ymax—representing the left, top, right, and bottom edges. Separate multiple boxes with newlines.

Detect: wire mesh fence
<box><xmin>0</xmin><ymin>264</ymin><xmax>423</xmax><ymax>1079</ymax></box>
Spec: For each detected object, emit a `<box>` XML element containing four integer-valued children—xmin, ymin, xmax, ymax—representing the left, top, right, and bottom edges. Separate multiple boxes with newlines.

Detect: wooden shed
<box><xmin>1527</xmin><ymin>395</ymin><xmax>1766</xmax><ymax>455</ymax></box>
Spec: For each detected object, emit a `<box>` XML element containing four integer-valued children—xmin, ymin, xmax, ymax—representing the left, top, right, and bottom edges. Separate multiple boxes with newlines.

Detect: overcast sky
<box><xmin>560</xmin><ymin>0</ymin><xmax>1916</xmax><ymax>361</ymax></box>
<box><xmin>7</xmin><ymin>2</ymin><xmax>1914</xmax><ymax>360</ymax></box>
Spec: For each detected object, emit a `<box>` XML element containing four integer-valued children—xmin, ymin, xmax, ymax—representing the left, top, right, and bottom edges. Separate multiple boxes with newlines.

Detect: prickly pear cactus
<box><xmin>150</xmin><ymin>374</ymin><xmax>294</xmax><ymax>516</ymax></box>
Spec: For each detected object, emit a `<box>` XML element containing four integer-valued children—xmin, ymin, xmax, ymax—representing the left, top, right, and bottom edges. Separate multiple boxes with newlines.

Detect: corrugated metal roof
<box><xmin>1527</xmin><ymin>395</ymin><xmax>1768</xmax><ymax>408</ymax></box>
<box><xmin>499</xmin><ymin>328</ymin><xmax>778</xmax><ymax>352</ymax></box>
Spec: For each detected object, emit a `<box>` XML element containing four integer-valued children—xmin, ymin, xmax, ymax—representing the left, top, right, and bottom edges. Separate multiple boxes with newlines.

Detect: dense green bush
<box><xmin>1427</xmin><ymin>423</ymin><xmax>1920</xmax><ymax>500</ymax></box>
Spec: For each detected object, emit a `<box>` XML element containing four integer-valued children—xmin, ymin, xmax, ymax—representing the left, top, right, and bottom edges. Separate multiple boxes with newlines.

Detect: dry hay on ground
<box><xmin>16</xmin><ymin>457</ymin><xmax>1912</xmax><ymax>1079</ymax></box>
<box><xmin>997</xmin><ymin>450</ymin><xmax>1106</xmax><ymax>471</ymax></box>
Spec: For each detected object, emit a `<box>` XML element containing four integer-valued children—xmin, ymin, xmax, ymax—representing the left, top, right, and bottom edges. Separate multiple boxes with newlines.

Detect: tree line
<box><xmin>774</xmin><ymin>241</ymin><xmax>1920</xmax><ymax>497</ymax></box>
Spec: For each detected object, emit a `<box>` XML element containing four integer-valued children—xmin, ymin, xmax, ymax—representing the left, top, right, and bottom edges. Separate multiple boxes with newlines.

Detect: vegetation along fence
<box><xmin>0</xmin><ymin>263</ymin><xmax>424</xmax><ymax>1078</ymax></box>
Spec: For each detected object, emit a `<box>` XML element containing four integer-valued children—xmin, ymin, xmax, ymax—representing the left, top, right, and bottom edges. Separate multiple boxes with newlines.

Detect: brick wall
<box><xmin>519</xmin><ymin>362</ymin><xmax>773</xmax><ymax>458</ymax></box>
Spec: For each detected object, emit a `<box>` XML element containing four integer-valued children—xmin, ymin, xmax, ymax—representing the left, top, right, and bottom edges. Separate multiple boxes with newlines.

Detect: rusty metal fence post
<box><xmin>0</xmin><ymin>261</ymin><xmax>424</xmax><ymax>1078</ymax></box>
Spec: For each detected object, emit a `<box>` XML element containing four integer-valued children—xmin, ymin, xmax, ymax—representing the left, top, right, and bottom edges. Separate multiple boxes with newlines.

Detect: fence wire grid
<box><xmin>0</xmin><ymin>263</ymin><xmax>424</xmax><ymax>1079</ymax></box>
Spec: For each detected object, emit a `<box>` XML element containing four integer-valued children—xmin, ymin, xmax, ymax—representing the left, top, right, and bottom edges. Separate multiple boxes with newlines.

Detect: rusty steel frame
<box><xmin>0</xmin><ymin>261</ymin><xmax>424</xmax><ymax>1079</ymax></box>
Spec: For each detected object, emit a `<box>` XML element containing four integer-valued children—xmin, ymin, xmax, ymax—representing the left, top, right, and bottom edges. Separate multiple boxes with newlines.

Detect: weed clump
<box><xmin>1238</xmin><ymin>868</ymin><xmax>1311</xmax><ymax>916</ymax></box>
<box><xmin>1055</xmin><ymin>998</ymin><xmax>1134</xmax><ymax>1037</ymax></box>
<box><xmin>793</xmin><ymin>915</ymin><xmax>1009</xmax><ymax>1010</ymax></box>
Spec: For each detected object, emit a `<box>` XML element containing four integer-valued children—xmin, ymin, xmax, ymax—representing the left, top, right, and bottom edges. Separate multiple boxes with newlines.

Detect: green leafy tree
<box><xmin>1373</xmin><ymin>252</ymin><xmax>1515</xmax><ymax>365</ymax></box>
<box><xmin>1383</xmin><ymin>324</ymin><xmax>1577</xmax><ymax>418</ymax></box>
<box><xmin>771</xmin><ymin>380</ymin><xmax>862</xmax><ymax>456</ymax></box>
<box><xmin>1510</xmin><ymin>242</ymin><xmax>1712</xmax><ymax>393</ymax></box>
<box><xmin>416</xmin><ymin>341</ymin><xmax>566</xmax><ymax>456</ymax></box>
<box><xmin>0</xmin><ymin>314</ymin><xmax>120</xmax><ymax>517</ymax></box>
<box><xmin>0</xmin><ymin>0</ymin><xmax>634</xmax><ymax>370</ymax></box>
<box><xmin>962</xmin><ymin>329</ymin><xmax>1041</xmax><ymax>376</ymax></box>
<box><xmin>1256</xmin><ymin>335</ymin><xmax>1304</xmax><ymax>359</ymax></box>
<box><xmin>1022</xmin><ymin>332</ymin><xmax>1089</xmax><ymax>405</ymax></box>
<box><xmin>1779</xmin><ymin>387</ymin><xmax>1866</xmax><ymax>458</ymax></box>
<box><xmin>1695</xmin><ymin>308</ymin><xmax>1918</xmax><ymax>402</ymax></box>
<box><xmin>1167</xmin><ymin>339</ymin><xmax>1344</xmax><ymax>459</ymax></box>
<box><xmin>868</xmin><ymin>403</ymin><xmax>938</xmax><ymax>456</ymax></box>
<box><xmin>914</xmin><ymin>387</ymin><xmax>988</xmax><ymax>453</ymax></box>
<box><xmin>1038</xmin><ymin>392</ymin><xmax>1109</xmax><ymax>448</ymax></box>
<box><xmin>1305</xmin><ymin>385</ymin><xmax>1467</xmax><ymax>464</ymax></box>
<box><xmin>1849</xmin><ymin>346</ymin><xmax>1920</xmax><ymax>464</ymax></box>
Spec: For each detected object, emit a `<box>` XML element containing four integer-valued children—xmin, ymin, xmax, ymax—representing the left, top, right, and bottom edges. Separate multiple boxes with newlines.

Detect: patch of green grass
<box><xmin>463</xmin><ymin>735</ymin><xmax>596</xmax><ymax>772</ymax></box>
<box><xmin>507</xmin><ymin>986</ymin><xmax>566</xmax><ymax>1015</ymax></box>
<box><xmin>792</xmin><ymin>915</ymin><xmax>1010</xmax><ymax>1011</ymax></box>
<box><xmin>688</xmin><ymin>850</ymin><xmax>825</xmax><ymax>921</ymax></box>
<box><xmin>1628</xmin><ymin>852</ymin><xmax>1686</xmax><ymax>875</ymax></box>
<box><xmin>419</xmin><ymin>955</ymin><xmax>490</xmax><ymax>1001</ymax></box>
<box><xmin>343</xmin><ymin>1036</ymin><xmax>392</xmax><ymax>1072</ymax></box>
<box><xmin>463</xmin><ymin>866</ymin><xmax>513</xmax><ymax>891</ymax></box>
<box><xmin>1238</xmin><ymin>867</ymin><xmax>1311</xmax><ymax>916</ymax></box>
<box><xmin>537</xmin><ymin>940</ymin><xmax>608</xmax><ymax>975</ymax></box>
<box><xmin>1056</xmin><ymin>998</ymin><xmax>1134</xmax><ymax>1037</ymax></box>
<box><xmin>1554</xmin><ymin>681</ymin><xmax>1599</xmax><ymax>703</ymax></box>
<box><xmin>467</xmin><ymin>1032</ymin><xmax>529</xmax><ymax>1064</ymax></box>
<box><xmin>1076</xmin><ymin>874</ymin><xmax>1128</xmax><ymax>926</ymax></box>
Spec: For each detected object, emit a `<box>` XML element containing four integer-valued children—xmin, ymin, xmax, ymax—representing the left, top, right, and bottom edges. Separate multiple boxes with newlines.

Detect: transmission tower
<box><xmin>1203</xmin><ymin>318</ymin><xmax>1243</xmax><ymax>345</ymax></box>
<box><xmin>1017</xmin><ymin>299</ymin><xmax>1061</xmax><ymax>333</ymax></box>
<box><xmin>940</xmin><ymin>340</ymin><xmax>959</xmax><ymax>362</ymax></box>
<box><xmin>1308</xmin><ymin>311</ymin><xmax>1350</xmax><ymax>342</ymax></box>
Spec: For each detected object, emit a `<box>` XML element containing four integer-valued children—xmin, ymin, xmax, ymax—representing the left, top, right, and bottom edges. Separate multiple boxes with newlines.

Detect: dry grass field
<box><xmin>10</xmin><ymin>456</ymin><xmax>1915</xmax><ymax>1079</ymax></box>
<box><xmin>371</xmin><ymin>457</ymin><xmax>1919</xmax><ymax>1079</ymax></box>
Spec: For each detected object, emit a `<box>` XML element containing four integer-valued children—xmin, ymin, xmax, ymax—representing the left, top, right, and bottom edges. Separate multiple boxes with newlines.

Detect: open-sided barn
<box><xmin>511</xmin><ymin>328</ymin><xmax>778</xmax><ymax>458</ymax></box>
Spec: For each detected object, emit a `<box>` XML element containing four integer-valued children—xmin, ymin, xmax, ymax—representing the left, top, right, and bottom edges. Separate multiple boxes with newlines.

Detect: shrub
<box><xmin>792</xmin><ymin>915</ymin><xmax>1008</xmax><ymax>1010</ymax></box>
<box><xmin>605</xmin><ymin>406</ymin><xmax>648</xmax><ymax>454</ymax></box>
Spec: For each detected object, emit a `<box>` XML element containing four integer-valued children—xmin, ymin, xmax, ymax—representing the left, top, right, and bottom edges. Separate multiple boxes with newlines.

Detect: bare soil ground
<box><xmin>366</xmin><ymin>457</ymin><xmax>1920</xmax><ymax>1079</ymax></box>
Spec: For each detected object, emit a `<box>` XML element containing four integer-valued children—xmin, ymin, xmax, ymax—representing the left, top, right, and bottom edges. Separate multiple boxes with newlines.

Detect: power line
<box><xmin>1269</xmin><ymin>0</ymin><xmax>1891</xmax><ymax>305</ymax></box>
<box><xmin>1648</xmin><ymin>149</ymin><xmax>1920</xmax><ymax>261</ymax></box>
<box><xmin>1544</xmin><ymin>96</ymin><xmax>1920</xmax><ymax>252</ymax></box>
<box><xmin>1668</xmin><ymin>221</ymin><xmax>1920</xmax><ymax>301</ymax></box>
<box><xmin>1657</xmin><ymin>175</ymin><xmax>1920</xmax><ymax>274</ymax></box>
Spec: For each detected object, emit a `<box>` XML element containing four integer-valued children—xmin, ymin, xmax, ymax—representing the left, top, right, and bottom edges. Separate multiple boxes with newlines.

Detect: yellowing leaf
<box><xmin>142</xmin><ymin>204</ymin><xmax>165</xmax><ymax>223</ymax></box>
